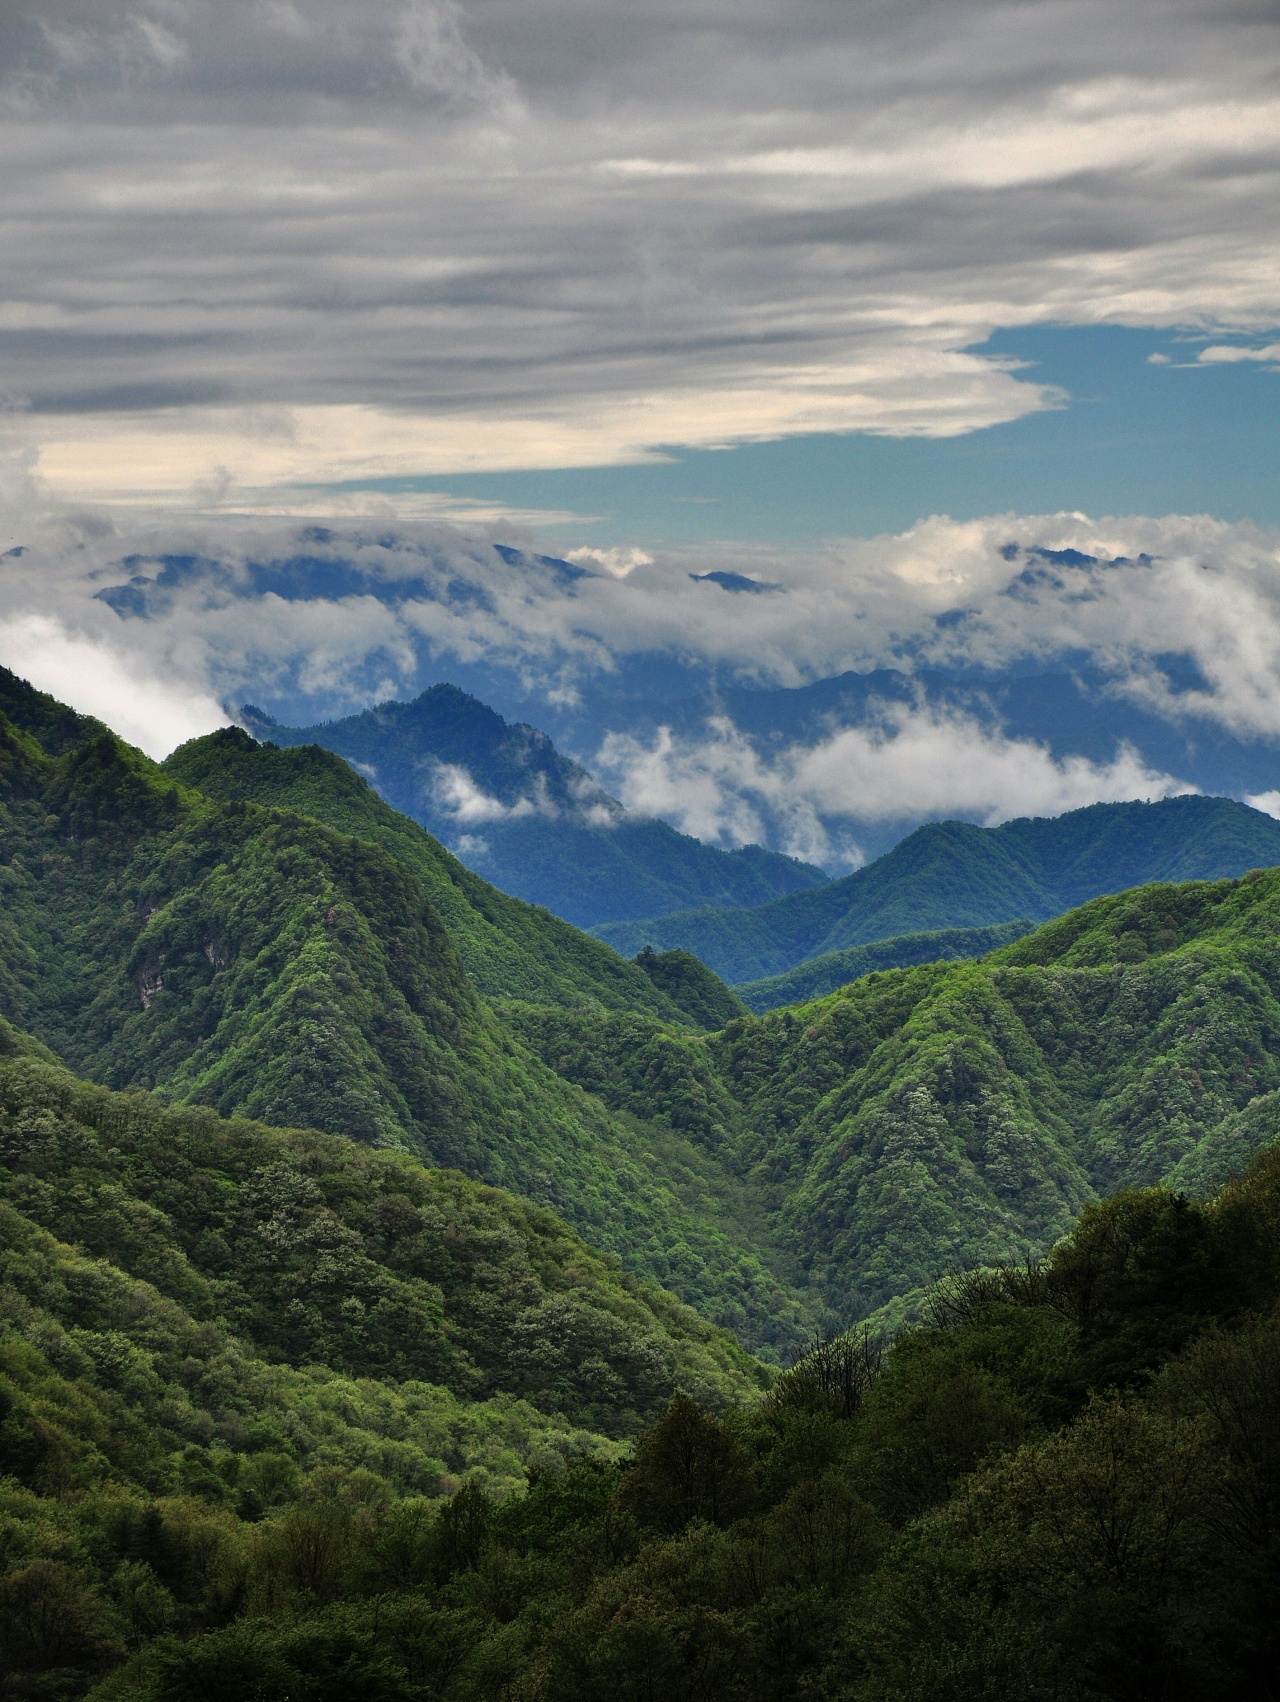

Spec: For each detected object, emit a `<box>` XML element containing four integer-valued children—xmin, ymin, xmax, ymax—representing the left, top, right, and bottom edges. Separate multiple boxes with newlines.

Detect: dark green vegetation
<box><xmin>0</xmin><ymin>673</ymin><xmax>818</xmax><ymax>1359</ymax></box>
<box><xmin>13</xmin><ymin>1134</ymin><xmax>1280</xmax><ymax>1699</ymax></box>
<box><xmin>594</xmin><ymin>796</ymin><xmax>1280</xmax><ymax>982</ymax></box>
<box><xmin>242</xmin><ymin>687</ymin><xmax>827</xmax><ymax>928</ymax></box>
<box><xmin>733</xmin><ymin>920</ymin><xmax>1034</xmax><ymax>1013</ymax></box>
<box><xmin>631</xmin><ymin>946</ymin><xmax>748</xmax><ymax>1029</ymax></box>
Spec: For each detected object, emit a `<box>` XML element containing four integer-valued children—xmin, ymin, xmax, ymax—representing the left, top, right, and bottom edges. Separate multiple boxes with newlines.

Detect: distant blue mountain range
<box><xmin>593</xmin><ymin>794</ymin><xmax>1280</xmax><ymax>983</ymax></box>
<box><xmin>239</xmin><ymin>686</ymin><xmax>827</xmax><ymax>928</ymax></box>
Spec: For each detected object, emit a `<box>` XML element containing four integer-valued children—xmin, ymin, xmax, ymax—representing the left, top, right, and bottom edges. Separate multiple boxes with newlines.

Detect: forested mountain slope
<box><xmin>162</xmin><ymin>727</ymin><xmax>686</xmax><ymax>1016</ymax></box>
<box><xmin>0</xmin><ymin>672</ymin><xmax>818</xmax><ymax>1357</ymax></box>
<box><xmin>526</xmin><ymin>867</ymin><xmax>1280</xmax><ymax>1324</ymax></box>
<box><xmin>12</xmin><ymin>664</ymin><xmax>1280</xmax><ymax>1356</ymax></box>
<box><xmin>241</xmin><ymin>686</ymin><xmax>827</xmax><ymax>928</ymax></box>
<box><xmin>0</xmin><ymin>1029</ymin><xmax>759</xmax><ymax>1436</ymax></box>
<box><xmin>595</xmin><ymin>795</ymin><xmax>1280</xmax><ymax>982</ymax></box>
<box><xmin>11</xmin><ymin>681</ymin><xmax>1280</xmax><ymax>1695</ymax></box>
<box><xmin>11</xmin><ymin>1107</ymin><xmax>1280</xmax><ymax>1699</ymax></box>
<box><xmin>734</xmin><ymin>920</ymin><xmax>1034</xmax><ymax>1013</ymax></box>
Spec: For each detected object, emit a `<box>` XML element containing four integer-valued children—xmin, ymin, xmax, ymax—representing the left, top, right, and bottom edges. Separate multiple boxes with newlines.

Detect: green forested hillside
<box><xmin>0</xmin><ymin>674</ymin><xmax>818</xmax><ymax>1358</ymax></box>
<box><xmin>594</xmin><ymin>795</ymin><xmax>1280</xmax><ymax>981</ymax></box>
<box><xmin>242</xmin><ymin>687</ymin><xmax>827</xmax><ymax>928</ymax></box>
<box><xmin>734</xmin><ymin>920</ymin><xmax>1034</xmax><ymax>1012</ymax></box>
<box><xmin>12</xmin><ymin>666</ymin><xmax>1280</xmax><ymax>1348</ymax></box>
<box><xmin>162</xmin><ymin>727</ymin><xmax>685</xmax><ymax>1016</ymax></box>
<box><xmin>11</xmin><ymin>1132</ymin><xmax>1280</xmax><ymax>1699</ymax></box>
<box><xmin>631</xmin><ymin>945</ymin><xmax>748</xmax><ymax>1028</ymax></box>
<box><xmin>526</xmin><ymin>869</ymin><xmax>1280</xmax><ymax>1326</ymax></box>
<box><xmin>10</xmin><ymin>675</ymin><xmax>1280</xmax><ymax>1696</ymax></box>
<box><xmin>0</xmin><ymin>1033</ymin><xmax>759</xmax><ymax>1433</ymax></box>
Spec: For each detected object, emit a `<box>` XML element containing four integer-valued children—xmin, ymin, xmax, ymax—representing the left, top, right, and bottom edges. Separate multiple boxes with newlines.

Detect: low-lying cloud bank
<box><xmin>595</xmin><ymin>711</ymin><xmax>1191</xmax><ymax>869</ymax></box>
<box><xmin>3</xmin><ymin>493</ymin><xmax>1279</xmax><ymax>850</ymax></box>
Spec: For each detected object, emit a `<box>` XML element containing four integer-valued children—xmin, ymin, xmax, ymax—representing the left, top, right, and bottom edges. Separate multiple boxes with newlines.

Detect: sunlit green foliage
<box><xmin>0</xmin><ymin>674</ymin><xmax>820</xmax><ymax>1355</ymax></box>
<box><xmin>8</xmin><ymin>674</ymin><xmax>1280</xmax><ymax>1695</ymax></box>
<box><xmin>0</xmin><ymin>1042</ymin><xmax>760</xmax><ymax>1428</ymax></box>
<box><xmin>524</xmin><ymin>872</ymin><xmax>1280</xmax><ymax>1328</ymax></box>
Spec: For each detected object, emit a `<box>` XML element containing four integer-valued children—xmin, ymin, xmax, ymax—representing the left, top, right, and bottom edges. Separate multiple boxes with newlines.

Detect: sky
<box><xmin>2</xmin><ymin>0</ymin><xmax>1280</xmax><ymax>865</ymax></box>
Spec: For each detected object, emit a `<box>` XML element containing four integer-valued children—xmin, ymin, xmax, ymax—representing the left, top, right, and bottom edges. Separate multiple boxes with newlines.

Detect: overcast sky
<box><xmin>3</xmin><ymin>1</ymin><xmax>1280</xmax><ymax>854</ymax></box>
<box><xmin>3</xmin><ymin>0</ymin><xmax>1280</xmax><ymax>508</ymax></box>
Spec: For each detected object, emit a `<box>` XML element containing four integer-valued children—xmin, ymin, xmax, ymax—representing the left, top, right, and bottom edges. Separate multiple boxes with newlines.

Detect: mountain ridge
<box><xmin>12</xmin><ymin>668</ymin><xmax>1280</xmax><ymax>1345</ymax></box>
<box><xmin>239</xmin><ymin>685</ymin><xmax>828</xmax><ymax>927</ymax></box>
<box><xmin>163</xmin><ymin>726</ymin><xmax>692</xmax><ymax>1018</ymax></box>
<box><xmin>0</xmin><ymin>668</ymin><xmax>820</xmax><ymax>1359</ymax></box>
<box><xmin>593</xmin><ymin>795</ymin><xmax>1280</xmax><ymax>981</ymax></box>
<box><xmin>733</xmin><ymin>920</ymin><xmax>1036</xmax><ymax>1012</ymax></box>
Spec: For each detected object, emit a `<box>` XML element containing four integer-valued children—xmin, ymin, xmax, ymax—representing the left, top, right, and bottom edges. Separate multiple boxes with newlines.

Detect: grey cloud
<box><xmin>1</xmin><ymin>0</ymin><xmax>1278</xmax><ymax>495</ymax></box>
<box><xmin>4</xmin><ymin>1</ymin><xmax>509</xmax><ymax>111</ymax></box>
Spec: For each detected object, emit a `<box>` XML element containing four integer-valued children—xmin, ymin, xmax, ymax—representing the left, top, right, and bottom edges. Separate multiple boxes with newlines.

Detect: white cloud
<box><xmin>395</xmin><ymin>0</ymin><xmax>518</xmax><ymax>112</ymax></box>
<box><xmin>1198</xmin><ymin>343</ymin><xmax>1280</xmax><ymax>365</ymax></box>
<box><xmin>429</xmin><ymin>760</ymin><xmax>539</xmax><ymax>822</ymax></box>
<box><xmin>7</xmin><ymin>500</ymin><xmax>1280</xmax><ymax>834</ymax></box>
<box><xmin>565</xmin><ymin>546</ymin><xmax>652</xmax><ymax>580</ymax></box>
<box><xmin>596</xmin><ymin>709</ymin><xmax>1191</xmax><ymax>867</ymax></box>
<box><xmin>7</xmin><ymin>356</ymin><xmax>1057</xmax><ymax>506</ymax></box>
<box><xmin>0</xmin><ymin>612</ymin><xmax>225</xmax><ymax>757</ymax></box>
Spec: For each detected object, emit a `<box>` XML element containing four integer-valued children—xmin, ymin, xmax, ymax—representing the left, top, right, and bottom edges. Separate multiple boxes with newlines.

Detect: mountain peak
<box><xmin>228</xmin><ymin>683</ymin><xmax>828</xmax><ymax>927</ymax></box>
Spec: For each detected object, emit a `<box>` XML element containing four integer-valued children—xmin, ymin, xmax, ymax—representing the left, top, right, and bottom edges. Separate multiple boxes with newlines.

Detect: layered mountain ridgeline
<box><xmin>0</xmin><ymin>672</ymin><xmax>818</xmax><ymax>1357</ymax></box>
<box><xmin>12</xmin><ymin>658</ymin><xmax>1280</xmax><ymax>1343</ymax></box>
<box><xmin>734</xmin><ymin>921</ymin><xmax>1034</xmax><ymax>1013</ymax></box>
<box><xmin>240</xmin><ymin>686</ymin><xmax>827</xmax><ymax>927</ymax></box>
<box><xmin>162</xmin><ymin>726</ymin><xmax>689</xmax><ymax>1017</ymax></box>
<box><xmin>521</xmin><ymin>868</ymin><xmax>1280</xmax><ymax>1326</ymax></box>
<box><xmin>593</xmin><ymin>795</ymin><xmax>1280</xmax><ymax>983</ymax></box>
<box><xmin>0</xmin><ymin>1029</ymin><xmax>760</xmax><ymax>1442</ymax></box>
<box><xmin>10</xmin><ymin>673</ymin><xmax>1280</xmax><ymax>1695</ymax></box>
<box><xmin>14</xmin><ymin>1140</ymin><xmax>1280</xmax><ymax>1701</ymax></box>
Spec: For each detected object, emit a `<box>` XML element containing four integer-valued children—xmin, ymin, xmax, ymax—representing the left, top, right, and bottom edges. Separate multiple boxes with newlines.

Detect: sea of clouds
<box><xmin>5</xmin><ymin>472</ymin><xmax>1280</xmax><ymax>864</ymax></box>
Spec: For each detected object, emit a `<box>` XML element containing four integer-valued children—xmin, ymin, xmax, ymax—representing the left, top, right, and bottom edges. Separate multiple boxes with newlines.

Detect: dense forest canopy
<box><xmin>5</xmin><ymin>666</ymin><xmax>1280</xmax><ymax>1696</ymax></box>
<box><xmin>7</xmin><ymin>1032</ymin><xmax>1280</xmax><ymax>1698</ymax></box>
